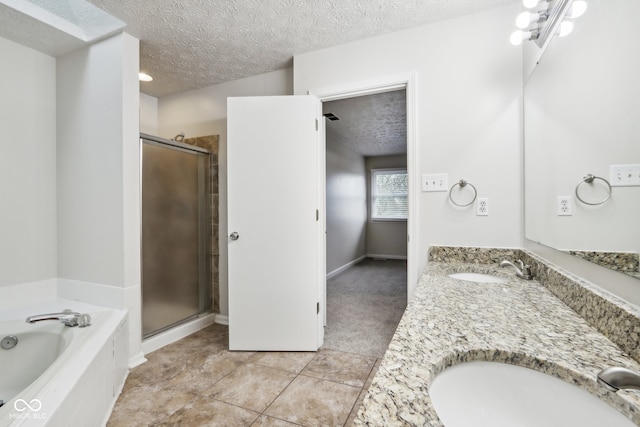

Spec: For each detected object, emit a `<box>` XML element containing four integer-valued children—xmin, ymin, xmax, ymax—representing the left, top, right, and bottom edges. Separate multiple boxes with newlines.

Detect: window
<box><xmin>371</xmin><ymin>169</ymin><xmax>408</xmax><ymax>220</ymax></box>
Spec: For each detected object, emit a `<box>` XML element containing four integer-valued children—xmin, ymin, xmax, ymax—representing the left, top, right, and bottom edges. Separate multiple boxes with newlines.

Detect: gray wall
<box><xmin>325</xmin><ymin>135</ymin><xmax>367</xmax><ymax>275</ymax></box>
<box><xmin>366</xmin><ymin>155</ymin><xmax>408</xmax><ymax>258</ymax></box>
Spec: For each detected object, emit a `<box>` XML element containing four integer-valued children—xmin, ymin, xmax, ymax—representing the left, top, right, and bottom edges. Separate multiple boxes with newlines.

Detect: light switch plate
<box><xmin>422</xmin><ymin>173</ymin><xmax>448</xmax><ymax>192</ymax></box>
<box><xmin>610</xmin><ymin>164</ymin><xmax>640</xmax><ymax>187</ymax></box>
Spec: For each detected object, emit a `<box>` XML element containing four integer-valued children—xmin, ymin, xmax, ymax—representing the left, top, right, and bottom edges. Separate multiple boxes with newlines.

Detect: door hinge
<box><xmin>315</xmin><ymin>118</ymin><xmax>319</xmax><ymax>131</ymax></box>
<box><xmin>316</xmin><ymin>209</ymin><xmax>319</xmax><ymax>221</ymax></box>
<box><xmin>317</xmin><ymin>302</ymin><xmax>320</xmax><ymax>314</ymax></box>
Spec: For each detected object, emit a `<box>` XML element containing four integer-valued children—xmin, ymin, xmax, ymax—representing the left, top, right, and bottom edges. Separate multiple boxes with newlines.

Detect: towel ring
<box><xmin>449</xmin><ymin>179</ymin><xmax>477</xmax><ymax>207</ymax></box>
<box><xmin>575</xmin><ymin>174</ymin><xmax>612</xmax><ymax>206</ymax></box>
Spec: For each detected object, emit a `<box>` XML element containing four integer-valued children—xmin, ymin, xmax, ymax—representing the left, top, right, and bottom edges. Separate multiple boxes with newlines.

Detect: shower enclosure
<box><xmin>140</xmin><ymin>134</ymin><xmax>211</xmax><ymax>338</ymax></box>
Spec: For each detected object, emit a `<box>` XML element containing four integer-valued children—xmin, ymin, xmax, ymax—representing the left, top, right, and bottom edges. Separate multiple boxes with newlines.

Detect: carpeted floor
<box><xmin>323</xmin><ymin>258</ymin><xmax>407</xmax><ymax>358</ymax></box>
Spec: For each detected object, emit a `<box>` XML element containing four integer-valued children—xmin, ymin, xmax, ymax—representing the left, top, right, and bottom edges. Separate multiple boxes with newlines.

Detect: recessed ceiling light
<box><xmin>139</xmin><ymin>72</ymin><xmax>153</xmax><ymax>82</ymax></box>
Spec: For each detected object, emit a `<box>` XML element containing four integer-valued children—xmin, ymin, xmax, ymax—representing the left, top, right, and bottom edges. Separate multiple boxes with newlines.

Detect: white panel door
<box><xmin>227</xmin><ymin>95</ymin><xmax>322</xmax><ymax>351</ymax></box>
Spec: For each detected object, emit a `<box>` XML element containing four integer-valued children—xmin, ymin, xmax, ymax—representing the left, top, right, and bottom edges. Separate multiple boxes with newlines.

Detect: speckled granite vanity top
<box><xmin>354</xmin><ymin>249</ymin><xmax>640</xmax><ymax>426</ymax></box>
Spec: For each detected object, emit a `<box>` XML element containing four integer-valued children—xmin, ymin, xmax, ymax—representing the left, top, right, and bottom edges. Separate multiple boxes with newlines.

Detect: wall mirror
<box><xmin>524</xmin><ymin>0</ymin><xmax>640</xmax><ymax>279</ymax></box>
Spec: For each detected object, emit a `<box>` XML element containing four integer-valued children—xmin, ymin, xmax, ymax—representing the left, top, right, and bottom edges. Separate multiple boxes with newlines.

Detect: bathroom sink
<box><xmin>429</xmin><ymin>361</ymin><xmax>634</xmax><ymax>427</ymax></box>
<box><xmin>447</xmin><ymin>272</ymin><xmax>508</xmax><ymax>284</ymax></box>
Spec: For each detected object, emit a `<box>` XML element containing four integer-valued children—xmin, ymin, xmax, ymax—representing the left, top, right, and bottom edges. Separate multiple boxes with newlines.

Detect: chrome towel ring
<box><xmin>449</xmin><ymin>179</ymin><xmax>477</xmax><ymax>207</ymax></box>
<box><xmin>575</xmin><ymin>174</ymin><xmax>612</xmax><ymax>206</ymax></box>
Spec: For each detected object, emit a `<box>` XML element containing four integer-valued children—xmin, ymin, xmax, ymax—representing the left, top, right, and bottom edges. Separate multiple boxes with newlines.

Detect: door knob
<box><xmin>229</xmin><ymin>232</ymin><xmax>239</xmax><ymax>241</ymax></box>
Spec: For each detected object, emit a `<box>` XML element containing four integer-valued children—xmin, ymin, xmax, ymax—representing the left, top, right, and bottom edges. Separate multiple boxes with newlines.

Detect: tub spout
<box><xmin>26</xmin><ymin>309</ymin><xmax>91</xmax><ymax>328</ymax></box>
<box><xmin>499</xmin><ymin>259</ymin><xmax>534</xmax><ymax>280</ymax></box>
<box><xmin>597</xmin><ymin>367</ymin><xmax>640</xmax><ymax>392</ymax></box>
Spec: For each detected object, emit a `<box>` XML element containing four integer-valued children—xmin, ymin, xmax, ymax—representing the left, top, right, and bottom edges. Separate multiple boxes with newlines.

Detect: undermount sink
<box><xmin>447</xmin><ymin>272</ymin><xmax>508</xmax><ymax>284</ymax></box>
<box><xmin>429</xmin><ymin>361</ymin><xmax>634</xmax><ymax>427</ymax></box>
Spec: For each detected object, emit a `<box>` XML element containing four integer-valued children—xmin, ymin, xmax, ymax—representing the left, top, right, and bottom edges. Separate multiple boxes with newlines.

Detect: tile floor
<box><xmin>107</xmin><ymin>324</ymin><xmax>381</xmax><ymax>427</ymax></box>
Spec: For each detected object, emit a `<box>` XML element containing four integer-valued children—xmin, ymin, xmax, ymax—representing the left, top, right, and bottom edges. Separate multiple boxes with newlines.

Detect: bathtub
<box><xmin>0</xmin><ymin>302</ymin><xmax>128</xmax><ymax>427</ymax></box>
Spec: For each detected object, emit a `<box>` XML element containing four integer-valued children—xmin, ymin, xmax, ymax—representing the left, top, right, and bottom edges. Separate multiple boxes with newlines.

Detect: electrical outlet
<box><xmin>476</xmin><ymin>198</ymin><xmax>489</xmax><ymax>216</ymax></box>
<box><xmin>421</xmin><ymin>173</ymin><xmax>448</xmax><ymax>192</ymax></box>
<box><xmin>557</xmin><ymin>196</ymin><xmax>572</xmax><ymax>216</ymax></box>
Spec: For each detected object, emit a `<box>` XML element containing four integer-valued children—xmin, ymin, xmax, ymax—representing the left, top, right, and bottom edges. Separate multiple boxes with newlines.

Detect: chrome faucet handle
<box><xmin>515</xmin><ymin>259</ymin><xmax>525</xmax><ymax>269</ymax></box>
<box><xmin>520</xmin><ymin>264</ymin><xmax>533</xmax><ymax>279</ymax></box>
<box><xmin>78</xmin><ymin>313</ymin><xmax>92</xmax><ymax>328</ymax></box>
<box><xmin>62</xmin><ymin>317</ymin><xmax>78</xmax><ymax>327</ymax></box>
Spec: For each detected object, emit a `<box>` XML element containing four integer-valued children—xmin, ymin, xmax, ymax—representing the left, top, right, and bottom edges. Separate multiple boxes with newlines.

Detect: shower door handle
<box><xmin>229</xmin><ymin>232</ymin><xmax>240</xmax><ymax>241</ymax></box>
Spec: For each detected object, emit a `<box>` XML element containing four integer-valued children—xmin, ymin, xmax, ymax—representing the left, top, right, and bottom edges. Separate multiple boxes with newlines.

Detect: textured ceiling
<box><xmin>324</xmin><ymin>90</ymin><xmax>406</xmax><ymax>157</ymax></box>
<box><xmin>2</xmin><ymin>0</ymin><xmax>519</xmax><ymax>97</ymax></box>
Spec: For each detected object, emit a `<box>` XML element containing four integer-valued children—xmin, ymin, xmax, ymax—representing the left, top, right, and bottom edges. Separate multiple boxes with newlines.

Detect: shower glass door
<box><xmin>141</xmin><ymin>136</ymin><xmax>211</xmax><ymax>338</ymax></box>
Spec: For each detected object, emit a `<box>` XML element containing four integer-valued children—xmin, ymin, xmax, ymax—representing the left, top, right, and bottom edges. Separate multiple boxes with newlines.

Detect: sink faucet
<box><xmin>499</xmin><ymin>259</ymin><xmax>534</xmax><ymax>280</ymax></box>
<box><xmin>26</xmin><ymin>309</ymin><xmax>91</xmax><ymax>328</ymax></box>
<box><xmin>597</xmin><ymin>367</ymin><xmax>640</xmax><ymax>392</ymax></box>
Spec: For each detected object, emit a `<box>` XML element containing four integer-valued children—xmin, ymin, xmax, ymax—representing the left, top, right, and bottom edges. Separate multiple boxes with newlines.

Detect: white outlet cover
<box><xmin>476</xmin><ymin>197</ymin><xmax>489</xmax><ymax>216</ymax></box>
<box><xmin>557</xmin><ymin>196</ymin><xmax>572</xmax><ymax>216</ymax></box>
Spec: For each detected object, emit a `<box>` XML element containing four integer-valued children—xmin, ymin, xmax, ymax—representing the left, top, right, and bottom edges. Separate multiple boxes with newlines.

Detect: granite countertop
<box><xmin>353</xmin><ymin>260</ymin><xmax>640</xmax><ymax>426</ymax></box>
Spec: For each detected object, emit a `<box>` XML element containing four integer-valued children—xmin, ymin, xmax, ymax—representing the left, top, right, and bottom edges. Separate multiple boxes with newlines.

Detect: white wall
<box><xmin>0</xmin><ymin>36</ymin><xmax>57</xmax><ymax>287</ymax></box>
<box><xmin>57</xmin><ymin>32</ymin><xmax>142</xmax><ymax>362</ymax></box>
<box><xmin>140</xmin><ymin>92</ymin><xmax>158</xmax><ymax>135</ymax></box>
<box><xmin>366</xmin><ymin>155</ymin><xmax>408</xmax><ymax>258</ymax></box>
<box><xmin>157</xmin><ymin>67</ymin><xmax>293</xmax><ymax>316</ymax></box>
<box><xmin>295</xmin><ymin>4</ymin><xmax>523</xmax><ymax>283</ymax></box>
<box><xmin>325</xmin><ymin>134</ymin><xmax>367</xmax><ymax>275</ymax></box>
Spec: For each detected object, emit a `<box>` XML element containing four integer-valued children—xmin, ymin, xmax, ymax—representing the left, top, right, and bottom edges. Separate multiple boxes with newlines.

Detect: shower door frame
<box><xmin>140</xmin><ymin>133</ymin><xmax>212</xmax><ymax>339</ymax></box>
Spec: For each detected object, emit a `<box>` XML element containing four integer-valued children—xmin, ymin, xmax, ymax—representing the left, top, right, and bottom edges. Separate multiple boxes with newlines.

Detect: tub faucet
<box><xmin>597</xmin><ymin>367</ymin><xmax>640</xmax><ymax>392</ymax></box>
<box><xmin>499</xmin><ymin>259</ymin><xmax>534</xmax><ymax>280</ymax></box>
<box><xmin>26</xmin><ymin>309</ymin><xmax>91</xmax><ymax>328</ymax></box>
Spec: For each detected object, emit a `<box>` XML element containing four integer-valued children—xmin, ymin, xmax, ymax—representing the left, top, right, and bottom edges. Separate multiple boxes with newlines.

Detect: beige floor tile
<box><xmin>207</xmin><ymin>363</ymin><xmax>296</xmax><ymax>412</ymax></box>
<box><xmin>123</xmin><ymin>349</ymin><xmax>189</xmax><ymax>390</ymax></box>
<box><xmin>344</xmin><ymin>387</ymin><xmax>368</xmax><ymax>427</ymax></box>
<box><xmin>265</xmin><ymin>375</ymin><xmax>361</xmax><ymax>427</ymax></box>
<box><xmin>168</xmin><ymin>349</ymin><xmax>254</xmax><ymax>394</ymax></box>
<box><xmin>155</xmin><ymin>396</ymin><xmax>260</xmax><ymax>427</ymax></box>
<box><xmin>251</xmin><ymin>415</ymin><xmax>301</xmax><ymax>427</ymax></box>
<box><xmin>301</xmin><ymin>349</ymin><xmax>377</xmax><ymax>387</ymax></box>
<box><xmin>108</xmin><ymin>383</ymin><xmax>197</xmax><ymax>426</ymax></box>
<box><xmin>250</xmin><ymin>351</ymin><xmax>316</xmax><ymax>373</ymax></box>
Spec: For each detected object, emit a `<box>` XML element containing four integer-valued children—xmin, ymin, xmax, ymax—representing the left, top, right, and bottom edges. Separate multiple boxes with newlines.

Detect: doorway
<box><xmin>319</xmin><ymin>83</ymin><xmax>411</xmax><ymax>356</ymax></box>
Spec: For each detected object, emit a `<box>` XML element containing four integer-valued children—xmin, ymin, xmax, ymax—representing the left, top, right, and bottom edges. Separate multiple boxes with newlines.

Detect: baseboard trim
<box><xmin>366</xmin><ymin>254</ymin><xmax>408</xmax><ymax>260</ymax></box>
<box><xmin>326</xmin><ymin>255</ymin><xmax>367</xmax><ymax>279</ymax></box>
<box><xmin>215</xmin><ymin>314</ymin><xmax>229</xmax><ymax>325</ymax></box>
<box><xmin>128</xmin><ymin>351</ymin><xmax>147</xmax><ymax>369</ymax></box>
<box><xmin>141</xmin><ymin>312</ymin><xmax>216</xmax><ymax>354</ymax></box>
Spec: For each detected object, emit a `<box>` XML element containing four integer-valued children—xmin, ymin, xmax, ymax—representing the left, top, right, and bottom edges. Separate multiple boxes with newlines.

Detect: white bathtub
<box><xmin>0</xmin><ymin>301</ymin><xmax>128</xmax><ymax>427</ymax></box>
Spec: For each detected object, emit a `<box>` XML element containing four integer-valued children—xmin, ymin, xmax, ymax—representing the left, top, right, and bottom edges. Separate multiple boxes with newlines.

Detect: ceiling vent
<box><xmin>323</xmin><ymin>113</ymin><xmax>340</xmax><ymax>121</ymax></box>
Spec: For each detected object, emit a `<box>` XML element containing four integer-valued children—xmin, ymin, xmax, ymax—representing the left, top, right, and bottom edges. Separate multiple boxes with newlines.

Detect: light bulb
<box><xmin>523</xmin><ymin>0</ymin><xmax>549</xmax><ymax>9</ymax></box>
<box><xmin>516</xmin><ymin>11</ymin><xmax>546</xmax><ymax>29</ymax></box>
<box><xmin>516</xmin><ymin>11</ymin><xmax>533</xmax><ymax>28</ymax></box>
<box><xmin>510</xmin><ymin>30</ymin><xmax>537</xmax><ymax>45</ymax></box>
<box><xmin>139</xmin><ymin>72</ymin><xmax>153</xmax><ymax>82</ymax></box>
<box><xmin>510</xmin><ymin>30</ymin><xmax>525</xmax><ymax>45</ymax></box>
<box><xmin>558</xmin><ymin>21</ymin><xmax>574</xmax><ymax>37</ymax></box>
<box><xmin>566</xmin><ymin>1</ymin><xmax>587</xmax><ymax>18</ymax></box>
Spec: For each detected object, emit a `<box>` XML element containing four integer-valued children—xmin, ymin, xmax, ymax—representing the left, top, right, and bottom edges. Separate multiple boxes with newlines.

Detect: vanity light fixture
<box><xmin>510</xmin><ymin>29</ymin><xmax>540</xmax><ymax>45</ymax></box>
<box><xmin>515</xmin><ymin>10</ymin><xmax>549</xmax><ymax>29</ymax></box>
<box><xmin>510</xmin><ymin>0</ymin><xmax>586</xmax><ymax>46</ymax></box>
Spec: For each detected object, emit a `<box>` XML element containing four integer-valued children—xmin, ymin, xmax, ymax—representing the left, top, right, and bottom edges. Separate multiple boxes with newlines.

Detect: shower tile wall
<box><xmin>183</xmin><ymin>135</ymin><xmax>220</xmax><ymax>313</ymax></box>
